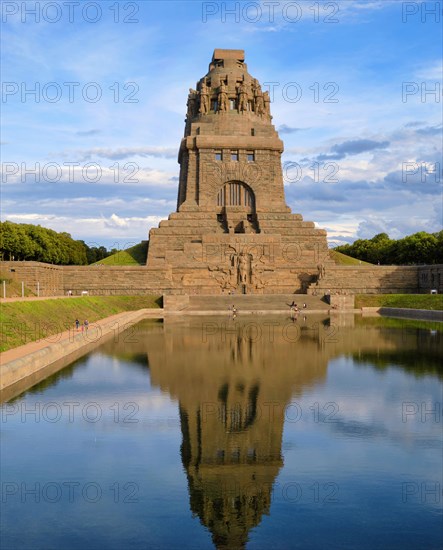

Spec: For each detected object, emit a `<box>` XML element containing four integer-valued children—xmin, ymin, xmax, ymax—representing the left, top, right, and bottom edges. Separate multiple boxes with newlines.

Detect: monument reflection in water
<box><xmin>103</xmin><ymin>315</ymin><xmax>441</xmax><ymax>549</ymax></box>
<box><xmin>2</xmin><ymin>316</ymin><xmax>442</xmax><ymax>549</ymax></box>
<box><xmin>150</xmin><ymin>317</ymin><xmax>327</xmax><ymax>549</ymax></box>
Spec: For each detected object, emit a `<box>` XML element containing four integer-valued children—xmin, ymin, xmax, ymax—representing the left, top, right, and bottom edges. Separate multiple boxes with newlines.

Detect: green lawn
<box><xmin>329</xmin><ymin>250</ymin><xmax>372</xmax><ymax>266</ymax></box>
<box><xmin>96</xmin><ymin>242</ymin><xmax>365</xmax><ymax>267</ymax></box>
<box><xmin>355</xmin><ymin>314</ymin><xmax>442</xmax><ymax>332</ymax></box>
<box><xmin>95</xmin><ymin>242</ymin><xmax>148</xmax><ymax>266</ymax></box>
<box><xmin>0</xmin><ymin>271</ymin><xmax>35</xmax><ymax>297</ymax></box>
<box><xmin>355</xmin><ymin>294</ymin><xmax>443</xmax><ymax>310</ymax></box>
<box><xmin>0</xmin><ymin>295</ymin><xmax>161</xmax><ymax>352</ymax></box>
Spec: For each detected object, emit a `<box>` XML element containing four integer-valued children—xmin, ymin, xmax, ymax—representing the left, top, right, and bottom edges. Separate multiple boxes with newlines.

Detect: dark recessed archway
<box><xmin>216</xmin><ymin>181</ymin><xmax>255</xmax><ymax>210</ymax></box>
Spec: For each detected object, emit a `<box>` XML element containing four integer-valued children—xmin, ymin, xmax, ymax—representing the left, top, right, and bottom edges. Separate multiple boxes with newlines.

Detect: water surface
<box><xmin>1</xmin><ymin>315</ymin><xmax>442</xmax><ymax>549</ymax></box>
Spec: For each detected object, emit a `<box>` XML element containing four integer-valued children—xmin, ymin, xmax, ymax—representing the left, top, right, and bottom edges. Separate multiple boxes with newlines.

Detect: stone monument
<box><xmin>147</xmin><ymin>49</ymin><xmax>332</xmax><ymax>294</ymax></box>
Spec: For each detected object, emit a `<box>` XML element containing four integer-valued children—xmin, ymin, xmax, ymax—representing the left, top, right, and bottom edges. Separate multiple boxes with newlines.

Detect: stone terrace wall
<box><xmin>418</xmin><ymin>265</ymin><xmax>443</xmax><ymax>293</ymax></box>
<box><xmin>0</xmin><ymin>261</ymin><xmax>63</xmax><ymax>296</ymax></box>
<box><xmin>308</xmin><ymin>265</ymin><xmax>420</xmax><ymax>295</ymax></box>
<box><xmin>2</xmin><ymin>261</ymin><xmax>442</xmax><ymax>297</ymax></box>
<box><xmin>62</xmin><ymin>266</ymin><xmax>173</xmax><ymax>295</ymax></box>
<box><xmin>0</xmin><ymin>262</ymin><xmax>173</xmax><ymax>297</ymax></box>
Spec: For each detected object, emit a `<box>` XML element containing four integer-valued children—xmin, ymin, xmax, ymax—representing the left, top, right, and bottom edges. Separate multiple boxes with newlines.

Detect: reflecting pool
<box><xmin>1</xmin><ymin>315</ymin><xmax>442</xmax><ymax>549</ymax></box>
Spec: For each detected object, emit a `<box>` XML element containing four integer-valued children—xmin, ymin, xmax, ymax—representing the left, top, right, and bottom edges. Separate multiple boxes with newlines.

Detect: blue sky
<box><xmin>1</xmin><ymin>0</ymin><xmax>442</xmax><ymax>249</ymax></box>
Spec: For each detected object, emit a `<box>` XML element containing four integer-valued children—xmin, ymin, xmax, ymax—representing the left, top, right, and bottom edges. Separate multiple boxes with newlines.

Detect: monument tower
<box><xmin>147</xmin><ymin>49</ymin><xmax>332</xmax><ymax>294</ymax></box>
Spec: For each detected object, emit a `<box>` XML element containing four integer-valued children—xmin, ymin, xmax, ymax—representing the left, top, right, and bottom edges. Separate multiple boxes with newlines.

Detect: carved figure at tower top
<box><xmin>237</xmin><ymin>80</ymin><xmax>248</xmax><ymax>113</ymax></box>
<box><xmin>253</xmin><ymin>79</ymin><xmax>265</xmax><ymax>116</ymax></box>
<box><xmin>199</xmin><ymin>80</ymin><xmax>210</xmax><ymax>115</ymax></box>
<box><xmin>218</xmin><ymin>82</ymin><xmax>229</xmax><ymax>112</ymax></box>
<box><xmin>263</xmin><ymin>90</ymin><xmax>271</xmax><ymax>117</ymax></box>
<box><xmin>186</xmin><ymin>88</ymin><xmax>197</xmax><ymax>118</ymax></box>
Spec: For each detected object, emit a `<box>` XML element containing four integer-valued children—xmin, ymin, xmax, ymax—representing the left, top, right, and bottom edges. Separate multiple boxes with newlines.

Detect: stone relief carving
<box><xmin>251</xmin><ymin>254</ymin><xmax>272</xmax><ymax>289</ymax></box>
<box><xmin>208</xmin><ymin>266</ymin><xmax>232</xmax><ymax>290</ymax></box>
<box><xmin>207</xmin><ymin>247</ymin><xmax>277</xmax><ymax>291</ymax></box>
<box><xmin>237</xmin><ymin>252</ymin><xmax>250</xmax><ymax>284</ymax></box>
<box><xmin>317</xmin><ymin>263</ymin><xmax>326</xmax><ymax>280</ymax></box>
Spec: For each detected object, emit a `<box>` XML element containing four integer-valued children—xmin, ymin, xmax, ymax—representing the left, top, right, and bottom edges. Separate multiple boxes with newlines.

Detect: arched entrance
<box><xmin>216</xmin><ymin>181</ymin><xmax>255</xmax><ymax>210</ymax></box>
<box><xmin>216</xmin><ymin>181</ymin><xmax>258</xmax><ymax>234</ymax></box>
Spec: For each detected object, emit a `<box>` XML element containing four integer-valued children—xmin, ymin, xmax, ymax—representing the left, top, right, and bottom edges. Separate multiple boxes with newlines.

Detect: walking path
<box><xmin>0</xmin><ymin>295</ymin><xmax>81</xmax><ymax>303</ymax></box>
<box><xmin>0</xmin><ymin>309</ymin><xmax>164</xmax><ymax>396</ymax></box>
<box><xmin>0</xmin><ymin>308</ymin><xmax>162</xmax><ymax>364</ymax></box>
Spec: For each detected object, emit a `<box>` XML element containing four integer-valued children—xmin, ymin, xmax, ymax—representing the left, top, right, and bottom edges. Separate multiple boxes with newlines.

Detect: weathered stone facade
<box><xmin>3</xmin><ymin>262</ymin><xmax>440</xmax><ymax>297</ymax></box>
<box><xmin>146</xmin><ymin>49</ymin><xmax>332</xmax><ymax>294</ymax></box>
<box><xmin>0</xmin><ymin>261</ymin><xmax>63</xmax><ymax>296</ymax></box>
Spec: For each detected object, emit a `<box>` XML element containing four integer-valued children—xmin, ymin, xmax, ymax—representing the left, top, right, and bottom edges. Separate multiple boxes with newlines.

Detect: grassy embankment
<box><xmin>98</xmin><ymin>242</ymin><xmax>368</xmax><ymax>267</ymax></box>
<box><xmin>355</xmin><ymin>294</ymin><xmax>443</xmax><ymax>311</ymax></box>
<box><xmin>0</xmin><ymin>295</ymin><xmax>161</xmax><ymax>352</ymax></box>
<box><xmin>94</xmin><ymin>242</ymin><xmax>148</xmax><ymax>266</ymax></box>
<box><xmin>0</xmin><ymin>271</ymin><xmax>34</xmax><ymax>297</ymax></box>
<box><xmin>354</xmin><ymin>314</ymin><xmax>442</xmax><ymax>333</ymax></box>
<box><xmin>329</xmin><ymin>250</ymin><xmax>372</xmax><ymax>265</ymax></box>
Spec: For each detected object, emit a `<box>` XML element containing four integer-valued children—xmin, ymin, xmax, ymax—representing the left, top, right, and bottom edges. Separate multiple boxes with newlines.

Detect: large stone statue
<box><xmin>187</xmin><ymin>89</ymin><xmax>197</xmax><ymax>118</ymax></box>
<box><xmin>199</xmin><ymin>80</ymin><xmax>210</xmax><ymax>115</ymax></box>
<box><xmin>237</xmin><ymin>81</ymin><xmax>248</xmax><ymax>112</ymax></box>
<box><xmin>217</xmin><ymin>82</ymin><xmax>229</xmax><ymax>112</ymax></box>
<box><xmin>253</xmin><ymin>81</ymin><xmax>265</xmax><ymax>116</ymax></box>
<box><xmin>317</xmin><ymin>263</ymin><xmax>326</xmax><ymax>280</ymax></box>
<box><xmin>263</xmin><ymin>90</ymin><xmax>271</xmax><ymax>116</ymax></box>
<box><xmin>238</xmin><ymin>253</ymin><xmax>249</xmax><ymax>284</ymax></box>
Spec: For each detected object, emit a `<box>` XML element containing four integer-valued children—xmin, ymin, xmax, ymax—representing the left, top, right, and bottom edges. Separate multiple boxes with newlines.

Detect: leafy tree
<box><xmin>335</xmin><ymin>230</ymin><xmax>442</xmax><ymax>265</ymax></box>
<box><xmin>0</xmin><ymin>221</ymin><xmax>96</xmax><ymax>265</ymax></box>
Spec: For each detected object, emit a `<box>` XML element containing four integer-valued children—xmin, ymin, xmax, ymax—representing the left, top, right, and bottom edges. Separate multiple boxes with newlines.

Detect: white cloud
<box><xmin>107</xmin><ymin>213</ymin><xmax>128</xmax><ymax>228</ymax></box>
<box><xmin>0</xmin><ymin>163</ymin><xmax>178</xmax><ymax>188</ymax></box>
<box><xmin>4</xmin><ymin>213</ymin><xmax>164</xmax><ymax>242</ymax></box>
<box><xmin>415</xmin><ymin>61</ymin><xmax>443</xmax><ymax>81</ymax></box>
<box><xmin>2</xmin><ymin>1</ymin><xmax>440</xmax><ymax>246</ymax></box>
<box><xmin>61</xmin><ymin>146</ymin><xmax>178</xmax><ymax>161</ymax></box>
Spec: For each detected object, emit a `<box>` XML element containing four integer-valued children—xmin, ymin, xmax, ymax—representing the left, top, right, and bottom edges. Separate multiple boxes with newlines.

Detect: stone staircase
<box><xmin>177</xmin><ymin>293</ymin><xmax>329</xmax><ymax>313</ymax></box>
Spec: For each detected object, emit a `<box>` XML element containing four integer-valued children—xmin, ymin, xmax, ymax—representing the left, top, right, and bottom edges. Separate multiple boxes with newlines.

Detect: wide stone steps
<box><xmin>151</xmin><ymin>227</ymin><xmax>224</xmax><ymax>235</ymax></box>
<box><xmin>257</xmin><ymin>213</ymin><xmax>303</xmax><ymax>220</ymax></box>
<box><xmin>260</xmin><ymin>228</ymin><xmax>324</xmax><ymax>236</ymax></box>
<box><xmin>258</xmin><ymin>220</ymin><xmax>314</xmax><ymax>227</ymax></box>
<box><xmin>183</xmin><ymin>294</ymin><xmax>328</xmax><ymax>312</ymax></box>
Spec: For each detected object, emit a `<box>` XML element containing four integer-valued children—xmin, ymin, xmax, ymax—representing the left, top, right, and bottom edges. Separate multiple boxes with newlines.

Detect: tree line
<box><xmin>334</xmin><ymin>231</ymin><xmax>443</xmax><ymax>265</ymax></box>
<box><xmin>0</xmin><ymin>221</ymin><xmax>116</xmax><ymax>265</ymax></box>
<box><xmin>1</xmin><ymin>222</ymin><xmax>441</xmax><ymax>266</ymax></box>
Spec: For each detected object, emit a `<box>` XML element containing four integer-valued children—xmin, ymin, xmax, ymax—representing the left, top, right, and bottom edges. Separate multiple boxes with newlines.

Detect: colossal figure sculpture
<box><xmin>147</xmin><ymin>49</ymin><xmax>332</xmax><ymax>294</ymax></box>
<box><xmin>186</xmin><ymin>88</ymin><xmax>198</xmax><ymax>118</ymax></box>
<box><xmin>237</xmin><ymin>80</ymin><xmax>249</xmax><ymax>113</ymax></box>
<box><xmin>199</xmin><ymin>79</ymin><xmax>210</xmax><ymax>115</ymax></box>
<box><xmin>217</xmin><ymin>81</ymin><xmax>229</xmax><ymax>112</ymax></box>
